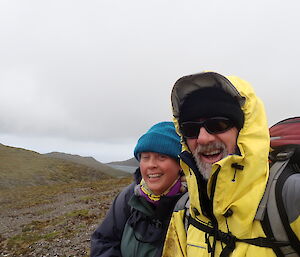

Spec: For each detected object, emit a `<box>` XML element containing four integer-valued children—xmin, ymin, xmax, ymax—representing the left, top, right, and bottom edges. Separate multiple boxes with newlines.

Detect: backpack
<box><xmin>176</xmin><ymin>117</ymin><xmax>300</xmax><ymax>257</ymax></box>
<box><xmin>258</xmin><ymin>116</ymin><xmax>300</xmax><ymax>256</ymax></box>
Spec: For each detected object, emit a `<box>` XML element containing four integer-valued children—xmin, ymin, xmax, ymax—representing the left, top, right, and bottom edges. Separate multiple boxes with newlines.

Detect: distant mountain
<box><xmin>0</xmin><ymin>144</ymin><xmax>129</xmax><ymax>189</ymax></box>
<box><xmin>106</xmin><ymin>157</ymin><xmax>139</xmax><ymax>173</ymax></box>
<box><xmin>45</xmin><ymin>152</ymin><xmax>130</xmax><ymax>178</ymax></box>
<box><xmin>107</xmin><ymin>157</ymin><xmax>139</xmax><ymax>167</ymax></box>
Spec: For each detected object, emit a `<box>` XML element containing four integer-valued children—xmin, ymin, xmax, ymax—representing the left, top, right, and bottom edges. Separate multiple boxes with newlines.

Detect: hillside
<box><xmin>107</xmin><ymin>157</ymin><xmax>139</xmax><ymax>167</ymax></box>
<box><xmin>106</xmin><ymin>157</ymin><xmax>139</xmax><ymax>173</ymax></box>
<box><xmin>45</xmin><ymin>152</ymin><xmax>129</xmax><ymax>178</ymax></box>
<box><xmin>0</xmin><ymin>177</ymin><xmax>132</xmax><ymax>256</ymax></box>
<box><xmin>0</xmin><ymin>143</ymin><xmax>133</xmax><ymax>256</ymax></box>
<box><xmin>0</xmin><ymin>144</ymin><xmax>128</xmax><ymax>189</ymax></box>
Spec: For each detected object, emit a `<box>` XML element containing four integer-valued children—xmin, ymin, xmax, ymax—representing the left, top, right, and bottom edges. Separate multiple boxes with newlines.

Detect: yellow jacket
<box><xmin>163</xmin><ymin>72</ymin><xmax>277</xmax><ymax>257</ymax></box>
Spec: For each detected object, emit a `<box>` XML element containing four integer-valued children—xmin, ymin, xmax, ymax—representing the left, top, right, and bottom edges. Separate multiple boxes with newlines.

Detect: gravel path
<box><xmin>0</xmin><ymin>178</ymin><xmax>131</xmax><ymax>257</ymax></box>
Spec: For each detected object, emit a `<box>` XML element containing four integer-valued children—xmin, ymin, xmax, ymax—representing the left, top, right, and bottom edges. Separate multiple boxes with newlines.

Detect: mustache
<box><xmin>192</xmin><ymin>142</ymin><xmax>228</xmax><ymax>180</ymax></box>
<box><xmin>194</xmin><ymin>141</ymin><xmax>226</xmax><ymax>154</ymax></box>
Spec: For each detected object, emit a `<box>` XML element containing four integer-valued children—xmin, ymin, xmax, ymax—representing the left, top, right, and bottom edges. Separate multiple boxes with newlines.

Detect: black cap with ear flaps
<box><xmin>179</xmin><ymin>87</ymin><xmax>244</xmax><ymax>130</ymax></box>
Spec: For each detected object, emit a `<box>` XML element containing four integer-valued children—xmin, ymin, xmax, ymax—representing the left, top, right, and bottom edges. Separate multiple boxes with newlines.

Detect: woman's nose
<box><xmin>148</xmin><ymin>157</ymin><xmax>158</xmax><ymax>167</ymax></box>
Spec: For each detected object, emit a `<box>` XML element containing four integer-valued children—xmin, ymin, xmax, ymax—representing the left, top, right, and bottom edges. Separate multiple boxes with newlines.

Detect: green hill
<box><xmin>0</xmin><ymin>144</ymin><xmax>129</xmax><ymax>189</ymax></box>
<box><xmin>45</xmin><ymin>152</ymin><xmax>130</xmax><ymax>178</ymax></box>
<box><xmin>107</xmin><ymin>157</ymin><xmax>139</xmax><ymax>167</ymax></box>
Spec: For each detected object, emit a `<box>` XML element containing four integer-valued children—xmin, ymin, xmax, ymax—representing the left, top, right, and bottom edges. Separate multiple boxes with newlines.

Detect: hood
<box><xmin>171</xmin><ymin>72</ymin><xmax>270</xmax><ymax>237</ymax></box>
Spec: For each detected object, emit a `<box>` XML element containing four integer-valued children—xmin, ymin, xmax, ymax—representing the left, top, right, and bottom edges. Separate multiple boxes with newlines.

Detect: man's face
<box><xmin>184</xmin><ymin>119</ymin><xmax>239</xmax><ymax>180</ymax></box>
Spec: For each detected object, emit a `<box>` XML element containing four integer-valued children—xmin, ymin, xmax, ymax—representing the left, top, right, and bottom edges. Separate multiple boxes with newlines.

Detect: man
<box><xmin>162</xmin><ymin>72</ymin><xmax>300</xmax><ymax>257</ymax></box>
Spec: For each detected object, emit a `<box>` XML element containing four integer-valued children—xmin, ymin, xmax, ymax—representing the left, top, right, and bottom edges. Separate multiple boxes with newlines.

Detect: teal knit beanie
<box><xmin>134</xmin><ymin>122</ymin><xmax>182</xmax><ymax>161</ymax></box>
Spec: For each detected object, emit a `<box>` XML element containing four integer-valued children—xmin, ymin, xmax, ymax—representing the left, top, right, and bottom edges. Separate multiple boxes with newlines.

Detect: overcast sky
<box><xmin>1</xmin><ymin>0</ymin><xmax>300</xmax><ymax>163</ymax></box>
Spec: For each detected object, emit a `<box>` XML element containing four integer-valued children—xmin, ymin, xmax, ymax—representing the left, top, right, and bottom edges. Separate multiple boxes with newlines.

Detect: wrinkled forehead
<box><xmin>171</xmin><ymin>72</ymin><xmax>245</xmax><ymax>119</ymax></box>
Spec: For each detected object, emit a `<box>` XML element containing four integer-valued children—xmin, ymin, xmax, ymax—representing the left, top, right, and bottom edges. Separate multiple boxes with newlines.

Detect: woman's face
<box><xmin>139</xmin><ymin>152</ymin><xmax>181</xmax><ymax>195</ymax></box>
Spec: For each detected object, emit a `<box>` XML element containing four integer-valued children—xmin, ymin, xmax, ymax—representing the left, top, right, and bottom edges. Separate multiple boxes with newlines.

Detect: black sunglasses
<box><xmin>180</xmin><ymin>117</ymin><xmax>234</xmax><ymax>139</ymax></box>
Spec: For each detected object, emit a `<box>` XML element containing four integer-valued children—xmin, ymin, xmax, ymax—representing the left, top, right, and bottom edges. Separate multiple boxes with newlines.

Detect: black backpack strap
<box><xmin>173</xmin><ymin>192</ymin><xmax>190</xmax><ymax>231</ymax></box>
<box><xmin>188</xmin><ymin>216</ymin><xmax>289</xmax><ymax>257</ymax></box>
<box><xmin>256</xmin><ymin>153</ymin><xmax>300</xmax><ymax>257</ymax></box>
<box><xmin>255</xmin><ymin>158</ymin><xmax>290</xmax><ymax>221</ymax></box>
<box><xmin>261</xmin><ymin>211</ymin><xmax>285</xmax><ymax>257</ymax></box>
<box><xmin>265</xmin><ymin>159</ymin><xmax>293</xmax><ymax>256</ymax></box>
<box><xmin>275</xmin><ymin>168</ymin><xmax>300</xmax><ymax>256</ymax></box>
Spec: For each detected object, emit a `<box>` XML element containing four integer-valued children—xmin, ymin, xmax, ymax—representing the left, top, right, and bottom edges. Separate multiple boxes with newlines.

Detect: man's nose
<box><xmin>196</xmin><ymin>127</ymin><xmax>215</xmax><ymax>145</ymax></box>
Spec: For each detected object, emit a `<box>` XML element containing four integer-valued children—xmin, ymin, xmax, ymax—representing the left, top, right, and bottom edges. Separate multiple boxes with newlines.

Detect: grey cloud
<box><xmin>1</xmin><ymin>0</ymin><xmax>300</xmax><ymax>161</ymax></box>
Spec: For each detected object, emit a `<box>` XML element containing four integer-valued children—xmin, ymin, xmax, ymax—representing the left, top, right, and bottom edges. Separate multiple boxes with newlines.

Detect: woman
<box><xmin>90</xmin><ymin>122</ymin><xmax>186</xmax><ymax>257</ymax></box>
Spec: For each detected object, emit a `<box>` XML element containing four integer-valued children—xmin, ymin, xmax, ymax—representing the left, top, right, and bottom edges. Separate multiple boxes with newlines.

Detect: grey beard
<box><xmin>192</xmin><ymin>142</ymin><xmax>228</xmax><ymax>180</ymax></box>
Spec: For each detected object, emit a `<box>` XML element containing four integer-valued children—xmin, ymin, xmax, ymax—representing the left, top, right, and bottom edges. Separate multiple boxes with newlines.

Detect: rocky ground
<box><xmin>0</xmin><ymin>177</ymin><xmax>132</xmax><ymax>257</ymax></box>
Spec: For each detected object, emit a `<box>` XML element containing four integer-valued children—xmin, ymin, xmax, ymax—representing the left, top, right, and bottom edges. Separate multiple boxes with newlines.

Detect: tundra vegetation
<box><xmin>0</xmin><ymin>144</ymin><xmax>133</xmax><ymax>256</ymax></box>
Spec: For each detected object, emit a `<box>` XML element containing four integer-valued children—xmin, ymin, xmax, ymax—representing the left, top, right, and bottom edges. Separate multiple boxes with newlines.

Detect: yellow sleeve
<box><xmin>162</xmin><ymin>211</ymin><xmax>187</xmax><ymax>257</ymax></box>
<box><xmin>290</xmin><ymin>216</ymin><xmax>300</xmax><ymax>241</ymax></box>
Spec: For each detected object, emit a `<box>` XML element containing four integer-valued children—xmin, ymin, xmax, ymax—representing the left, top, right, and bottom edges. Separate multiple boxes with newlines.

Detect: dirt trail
<box><xmin>0</xmin><ymin>178</ymin><xmax>132</xmax><ymax>257</ymax></box>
